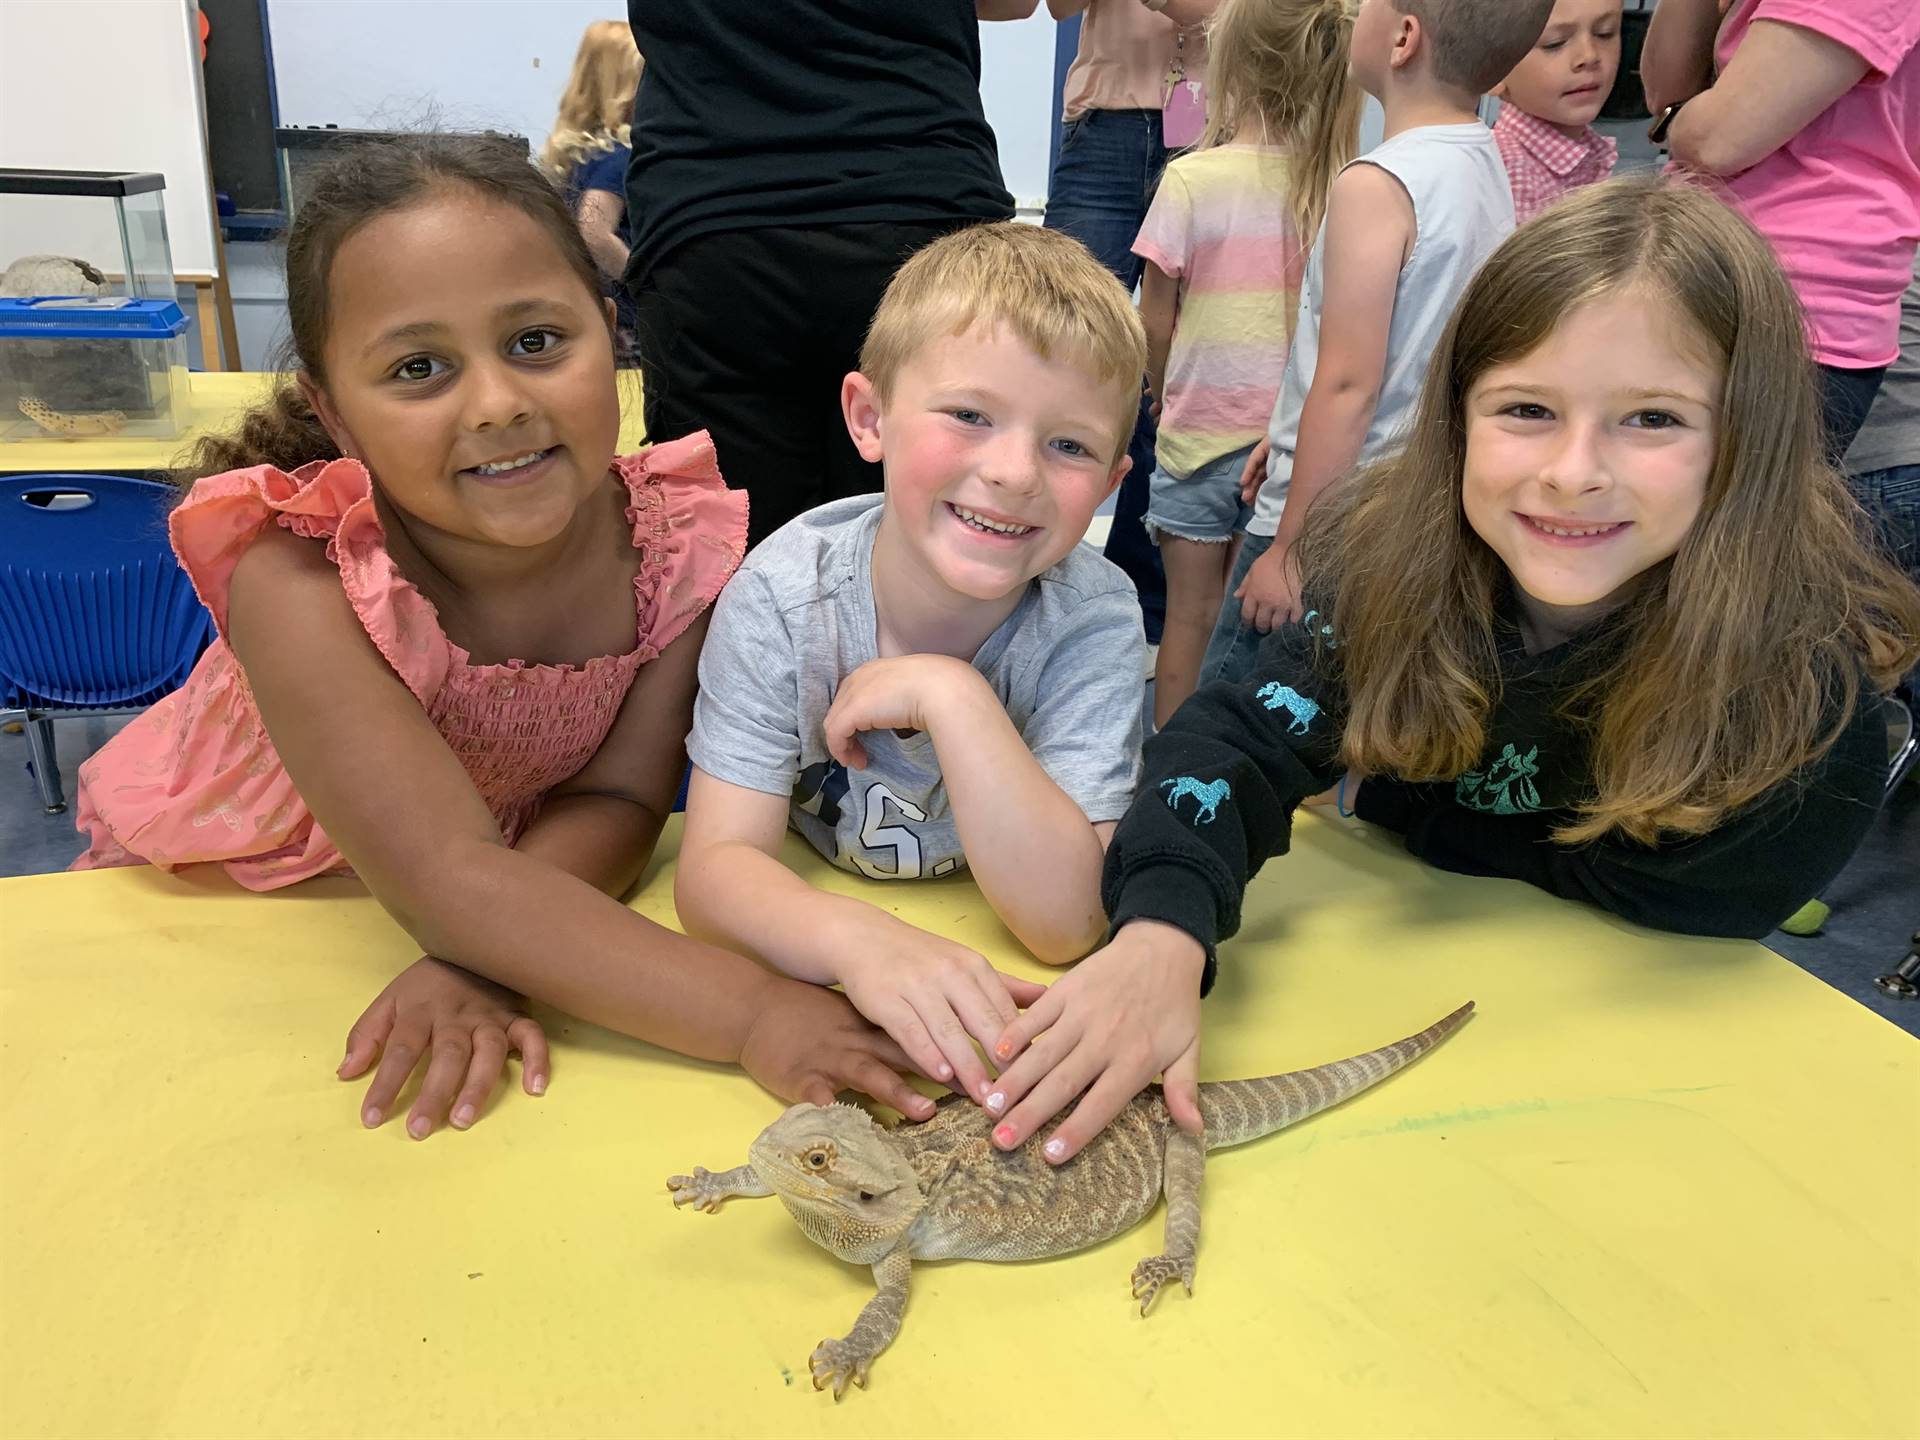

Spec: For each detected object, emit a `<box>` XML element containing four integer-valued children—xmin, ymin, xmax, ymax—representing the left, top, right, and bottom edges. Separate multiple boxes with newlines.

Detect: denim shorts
<box><xmin>1144</xmin><ymin>443</ymin><xmax>1257</xmax><ymax>545</ymax></box>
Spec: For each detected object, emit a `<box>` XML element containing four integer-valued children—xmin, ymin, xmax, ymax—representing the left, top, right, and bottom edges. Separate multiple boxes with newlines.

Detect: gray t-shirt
<box><xmin>688</xmin><ymin>495</ymin><xmax>1145</xmax><ymax>880</ymax></box>
<box><xmin>1250</xmin><ymin>122</ymin><xmax>1514</xmax><ymax>535</ymax></box>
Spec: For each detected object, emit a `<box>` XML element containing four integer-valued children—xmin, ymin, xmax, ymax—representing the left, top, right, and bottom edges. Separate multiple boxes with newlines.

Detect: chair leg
<box><xmin>25</xmin><ymin>717</ymin><xmax>66</xmax><ymax>814</ymax></box>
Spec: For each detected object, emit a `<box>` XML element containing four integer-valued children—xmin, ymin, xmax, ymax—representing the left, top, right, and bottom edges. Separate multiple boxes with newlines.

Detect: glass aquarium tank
<box><xmin>0</xmin><ymin>171</ymin><xmax>187</xmax><ymax>441</ymax></box>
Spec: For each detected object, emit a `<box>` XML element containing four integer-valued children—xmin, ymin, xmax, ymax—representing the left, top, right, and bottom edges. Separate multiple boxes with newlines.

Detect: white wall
<box><xmin>0</xmin><ymin>0</ymin><xmax>218</xmax><ymax>279</ymax></box>
<box><xmin>979</xmin><ymin>10</ymin><xmax>1060</xmax><ymax>212</ymax></box>
<box><xmin>266</xmin><ymin>2</ymin><xmax>1064</xmax><ymax>207</ymax></box>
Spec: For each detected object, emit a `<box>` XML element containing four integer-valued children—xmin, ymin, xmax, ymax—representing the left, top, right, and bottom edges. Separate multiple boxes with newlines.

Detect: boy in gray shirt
<box><xmin>678</xmin><ymin>224</ymin><xmax>1148</xmax><ymax>1106</ymax></box>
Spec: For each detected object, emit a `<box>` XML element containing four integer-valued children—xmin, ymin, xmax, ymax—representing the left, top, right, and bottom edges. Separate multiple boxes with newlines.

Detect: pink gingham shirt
<box><xmin>1493</xmin><ymin>105</ymin><xmax>1618</xmax><ymax>225</ymax></box>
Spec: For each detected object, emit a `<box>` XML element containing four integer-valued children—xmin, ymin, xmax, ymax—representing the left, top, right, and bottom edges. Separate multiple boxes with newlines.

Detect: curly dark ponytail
<box><xmin>174</xmin><ymin>133</ymin><xmax>603</xmax><ymax>485</ymax></box>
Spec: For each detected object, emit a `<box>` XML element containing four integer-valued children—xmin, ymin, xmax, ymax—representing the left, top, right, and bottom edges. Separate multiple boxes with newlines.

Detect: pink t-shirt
<box><xmin>1715</xmin><ymin>0</ymin><xmax>1920</xmax><ymax>368</ymax></box>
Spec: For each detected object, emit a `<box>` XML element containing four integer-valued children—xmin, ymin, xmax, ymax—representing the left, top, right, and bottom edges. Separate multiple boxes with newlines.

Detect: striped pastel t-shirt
<box><xmin>1132</xmin><ymin>144</ymin><xmax>1307</xmax><ymax>479</ymax></box>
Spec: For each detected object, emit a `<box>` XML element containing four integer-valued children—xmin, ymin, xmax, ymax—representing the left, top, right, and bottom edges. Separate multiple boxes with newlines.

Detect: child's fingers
<box><xmin>990</xmin><ymin>1038</ymin><xmax>1098</xmax><ymax>1153</ymax></box>
<box><xmin>1041</xmin><ymin>1063</ymin><xmax>1148</xmax><ymax>1164</ymax></box>
<box><xmin>916</xmin><ymin>992</ymin><xmax>992</xmax><ymax>1102</ymax></box>
<box><xmin>991</xmin><ymin>984</ymin><xmax>1067</xmax><ymax>1069</ymax></box>
<box><xmin>965</xmin><ymin>958</ymin><xmax>1024</xmax><ymax>1034</ymax></box>
<box><xmin>338</xmin><ymin>994</ymin><xmax>395</xmax><ymax>1079</ymax></box>
<box><xmin>360</xmin><ymin>1016</ymin><xmax>430</xmax><ymax>1128</ymax></box>
<box><xmin>875</xmin><ymin>1001</ymin><xmax>955</xmax><ymax>1090</ymax></box>
<box><xmin>405</xmin><ymin>1029</ymin><xmax>474</xmax><ymax>1141</ymax></box>
<box><xmin>1162</xmin><ymin>1040</ymin><xmax>1204</xmax><ymax>1134</ymax></box>
<box><xmin>506</xmin><ymin>1015</ymin><xmax>549</xmax><ymax>1096</ymax></box>
<box><xmin>448</xmin><ymin>1025</ymin><xmax>507</xmax><ymax>1131</ymax></box>
<box><xmin>998</xmin><ymin>972</ymin><xmax>1050</xmax><ymax>1009</ymax></box>
<box><xmin>820</xmin><ymin>703</ymin><xmax>871</xmax><ymax>771</ymax></box>
<box><xmin>983</xmin><ymin>1017</ymin><xmax>1078</xmax><ymax>1128</ymax></box>
<box><xmin>841</xmin><ymin>1052</ymin><xmax>937</xmax><ymax>1121</ymax></box>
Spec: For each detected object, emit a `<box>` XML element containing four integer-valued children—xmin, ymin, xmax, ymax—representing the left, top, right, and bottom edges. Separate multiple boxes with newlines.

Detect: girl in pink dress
<box><xmin>71</xmin><ymin>135</ymin><xmax>939</xmax><ymax>1140</ymax></box>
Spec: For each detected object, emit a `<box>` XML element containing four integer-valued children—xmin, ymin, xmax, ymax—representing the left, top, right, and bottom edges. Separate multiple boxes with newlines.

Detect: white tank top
<box><xmin>1249</xmin><ymin>122</ymin><xmax>1515</xmax><ymax>536</ymax></box>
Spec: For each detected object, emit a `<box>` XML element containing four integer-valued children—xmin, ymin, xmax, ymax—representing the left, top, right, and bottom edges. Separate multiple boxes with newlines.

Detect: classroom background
<box><xmin>1</xmin><ymin>2</ymin><xmax>1915</xmax><ymax>1435</ymax></box>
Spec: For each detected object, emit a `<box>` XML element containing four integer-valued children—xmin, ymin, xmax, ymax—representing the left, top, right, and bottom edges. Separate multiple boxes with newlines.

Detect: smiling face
<box><xmin>1495</xmin><ymin>0</ymin><xmax>1622</xmax><ymax>134</ymax></box>
<box><xmin>845</xmin><ymin>323</ymin><xmax>1132</xmax><ymax>608</ymax></box>
<box><xmin>302</xmin><ymin>187</ymin><xmax>621</xmax><ymax>550</ymax></box>
<box><xmin>1462</xmin><ymin>288</ymin><xmax>1721</xmax><ymax>633</ymax></box>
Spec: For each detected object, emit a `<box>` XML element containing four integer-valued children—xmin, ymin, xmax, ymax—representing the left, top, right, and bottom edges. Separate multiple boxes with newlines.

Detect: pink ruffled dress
<box><xmin>71</xmin><ymin>432</ymin><xmax>746</xmax><ymax>890</ymax></box>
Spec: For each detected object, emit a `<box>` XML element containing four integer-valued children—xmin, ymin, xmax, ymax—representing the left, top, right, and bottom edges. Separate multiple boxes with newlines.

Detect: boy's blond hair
<box><xmin>860</xmin><ymin>223</ymin><xmax>1147</xmax><ymax>456</ymax></box>
<box><xmin>1397</xmin><ymin>0</ymin><xmax>1554</xmax><ymax>95</ymax></box>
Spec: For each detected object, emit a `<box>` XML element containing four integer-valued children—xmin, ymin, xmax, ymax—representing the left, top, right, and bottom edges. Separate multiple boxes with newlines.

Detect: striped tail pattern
<box><xmin>1196</xmin><ymin>1001</ymin><xmax>1475</xmax><ymax>1151</ymax></box>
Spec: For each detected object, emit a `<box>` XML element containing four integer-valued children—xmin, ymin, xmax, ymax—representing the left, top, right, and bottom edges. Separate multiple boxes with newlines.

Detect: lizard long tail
<box><xmin>1196</xmin><ymin>1001</ymin><xmax>1475</xmax><ymax>1151</ymax></box>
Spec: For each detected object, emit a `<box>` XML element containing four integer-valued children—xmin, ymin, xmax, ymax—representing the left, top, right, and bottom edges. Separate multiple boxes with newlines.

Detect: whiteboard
<box><xmin>0</xmin><ymin>0</ymin><xmax>218</xmax><ymax>279</ymax></box>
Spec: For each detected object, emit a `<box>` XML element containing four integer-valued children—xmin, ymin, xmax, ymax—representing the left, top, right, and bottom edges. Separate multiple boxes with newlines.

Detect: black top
<box><xmin>622</xmin><ymin>0</ymin><xmax>1014</xmax><ymax>280</ymax></box>
<box><xmin>1103</xmin><ymin>596</ymin><xmax>1888</xmax><ymax>994</ymax></box>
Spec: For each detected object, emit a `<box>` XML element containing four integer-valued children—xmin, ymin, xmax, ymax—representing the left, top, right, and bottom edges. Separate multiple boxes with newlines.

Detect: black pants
<box><xmin>629</xmin><ymin>220</ymin><xmax>965</xmax><ymax>547</ymax></box>
<box><xmin>1817</xmin><ymin>362</ymin><xmax>1887</xmax><ymax>467</ymax></box>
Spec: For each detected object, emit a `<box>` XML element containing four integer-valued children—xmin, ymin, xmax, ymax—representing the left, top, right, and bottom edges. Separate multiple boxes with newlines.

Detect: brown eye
<box><xmin>805</xmin><ymin>1149</ymin><xmax>829</xmax><ymax>1170</ymax></box>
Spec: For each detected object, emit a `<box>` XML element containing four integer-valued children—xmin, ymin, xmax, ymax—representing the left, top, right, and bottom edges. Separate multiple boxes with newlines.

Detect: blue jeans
<box><xmin>1045</xmin><ymin>108</ymin><xmax>1170</xmax><ymax>642</ymax></box>
<box><xmin>1197</xmin><ymin>530</ymin><xmax>1274</xmax><ymax>687</ymax></box>
<box><xmin>1851</xmin><ymin>460</ymin><xmax>1920</xmax><ymax>698</ymax></box>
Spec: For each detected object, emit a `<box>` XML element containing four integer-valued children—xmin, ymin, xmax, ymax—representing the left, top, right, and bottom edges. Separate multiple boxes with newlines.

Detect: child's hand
<box><xmin>1238</xmin><ymin>438</ymin><xmax>1273</xmax><ymax>505</ymax></box>
<box><xmin>740</xmin><ymin>978</ymin><xmax>950</xmax><ymax>1121</ymax></box>
<box><xmin>339</xmin><ymin>955</ymin><xmax>549</xmax><ymax>1139</ymax></box>
<box><xmin>981</xmin><ymin>920</ymin><xmax>1206</xmax><ymax>1163</ymax></box>
<box><xmin>838</xmin><ymin>916</ymin><xmax>1050</xmax><ymax>1105</ymax></box>
<box><xmin>1236</xmin><ymin>541</ymin><xmax>1304</xmax><ymax>632</ymax></box>
<box><xmin>823</xmin><ymin>654</ymin><xmax>983</xmax><ymax>770</ymax></box>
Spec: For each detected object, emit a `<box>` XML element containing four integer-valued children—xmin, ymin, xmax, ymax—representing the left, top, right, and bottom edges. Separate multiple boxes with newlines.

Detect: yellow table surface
<box><xmin>0</xmin><ymin>370</ymin><xmax>648</xmax><ymax>474</ymax></box>
<box><xmin>3</xmin><ymin>814</ymin><xmax>1915</xmax><ymax>1439</ymax></box>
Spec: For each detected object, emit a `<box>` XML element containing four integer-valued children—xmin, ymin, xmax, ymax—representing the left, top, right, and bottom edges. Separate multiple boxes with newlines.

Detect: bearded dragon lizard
<box><xmin>667</xmin><ymin>999</ymin><xmax>1473</xmax><ymax>1398</ymax></box>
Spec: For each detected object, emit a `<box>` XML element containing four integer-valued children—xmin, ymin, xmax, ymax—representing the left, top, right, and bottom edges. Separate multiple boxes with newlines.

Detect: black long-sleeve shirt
<box><xmin>1102</xmin><ymin>603</ymin><xmax>1888</xmax><ymax>993</ymax></box>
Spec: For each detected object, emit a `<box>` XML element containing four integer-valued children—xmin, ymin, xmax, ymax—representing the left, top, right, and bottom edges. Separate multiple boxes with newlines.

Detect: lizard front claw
<box><xmin>809</xmin><ymin>1337</ymin><xmax>874</xmax><ymax>1400</ymax></box>
<box><xmin>1130</xmin><ymin>1253</ymin><xmax>1196</xmax><ymax>1316</ymax></box>
<box><xmin>666</xmin><ymin>1166</ymin><xmax>731</xmax><ymax>1213</ymax></box>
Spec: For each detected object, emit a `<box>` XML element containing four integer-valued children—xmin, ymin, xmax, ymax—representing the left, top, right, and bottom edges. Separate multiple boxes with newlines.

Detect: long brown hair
<box><xmin>1310</xmin><ymin>176</ymin><xmax>1920</xmax><ymax>845</ymax></box>
<box><xmin>179</xmin><ymin>134</ymin><xmax>605</xmax><ymax>483</ymax></box>
<box><xmin>1199</xmin><ymin>0</ymin><xmax>1360</xmax><ymax>244</ymax></box>
<box><xmin>536</xmin><ymin>20</ymin><xmax>642</xmax><ymax>181</ymax></box>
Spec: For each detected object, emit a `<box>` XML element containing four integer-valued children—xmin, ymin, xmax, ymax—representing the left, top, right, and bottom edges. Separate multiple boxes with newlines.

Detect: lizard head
<box><xmin>748</xmin><ymin>1102</ymin><xmax>926</xmax><ymax>1263</ymax></box>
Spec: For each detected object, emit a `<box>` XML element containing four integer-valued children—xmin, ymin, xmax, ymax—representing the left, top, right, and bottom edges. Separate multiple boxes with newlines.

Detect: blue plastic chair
<box><xmin>0</xmin><ymin>473</ymin><xmax>213</xmax><ymax>813</ymax></box>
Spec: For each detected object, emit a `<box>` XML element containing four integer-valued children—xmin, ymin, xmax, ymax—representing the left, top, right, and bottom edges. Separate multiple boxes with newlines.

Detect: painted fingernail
<box><xmin>995</xmin><ymin>1041</ymin><xmax>1013</xmax><ymax>1060</ymax></box>
<box><xmin>362</xmin><ymin>1107</ymin><xmax>381</xmax><ymax>1128</ymax></box>
<box><xmin>529</xmin><ymin>1074</ymin><xmax>547</xmax><ymax>1096</ymax></box>
<box><xmin>993</xmin><ymin>1123</ymin><xmax>1016</xmax><ymax>1147</ymax></box>
<box><xmin>936</xmin><ymin>1063</ymin><xmax>953</xmax><ymax>1081</ymax></box>
<box><xmin>986</xmin><ymin>1092</ymin><xmax>1005</xmax><ymax>1114</ymax></box>
<box><xmin>408</xmin><ymin>1116</ymin><xmax>431</xmax><ymax>1140</ymax></box>
<box><xmin>451</xmin><ymin>1104</ymin><xmax>475</xmax><ymax>1129</ymax></box>
<box><xmin>975</xmin><ymin>1080</ymin><xmax>992</xmax><ymax>1102</ymax></box>
<box><xmin>1044</xmin><ymin>1138</ymin><xmax>1066</xmax><ymax>1162</ymax></box>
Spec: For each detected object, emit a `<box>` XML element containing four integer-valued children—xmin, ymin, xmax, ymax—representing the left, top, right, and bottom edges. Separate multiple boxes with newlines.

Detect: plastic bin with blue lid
<box><xmin>0</xmin><ymin>296</ymin><xmax>191</xmax><ymax>442</ymax></box>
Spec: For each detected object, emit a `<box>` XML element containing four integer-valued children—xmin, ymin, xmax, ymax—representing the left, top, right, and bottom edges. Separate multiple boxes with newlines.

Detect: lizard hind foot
<box><xmin>809</xmin><ymin>1337</ymin><xmax>874</xmax><ymax>1401</ymax></box>
<box><xmin>665</xmin><ymin>1166</ymin><xmax>730</xmax><ymax>1213</ymax></box>
<box><xmin>1130</xmin><ymin>1254</ymin><xmax>1196</xmax><ymax>1316</ymax></box>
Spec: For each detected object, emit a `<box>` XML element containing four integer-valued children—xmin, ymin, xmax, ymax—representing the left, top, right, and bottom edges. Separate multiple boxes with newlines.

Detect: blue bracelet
<box><xmin>1337</xmin><ymin>773</ymin><xmax>1355</xmax><ymax>818</ymax></box>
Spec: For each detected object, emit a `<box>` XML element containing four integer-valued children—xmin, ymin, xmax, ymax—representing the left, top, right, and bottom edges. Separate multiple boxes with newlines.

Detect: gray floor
<box><xmin>6</xmin><ymin>711</ymin><xmax>1914</xmax><ymax>1037</ymax></box>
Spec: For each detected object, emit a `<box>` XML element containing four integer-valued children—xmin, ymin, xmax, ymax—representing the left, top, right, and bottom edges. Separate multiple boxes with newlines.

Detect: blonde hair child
<box><xmin>540</xmin><ymin>20</ymin><xmax>643</xmax><ymax>287</ymax></box>
<box><xmin>1133</xmin><ymin>0</ymin><xmax>1362</xmax><ymax>725</ymax></box>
